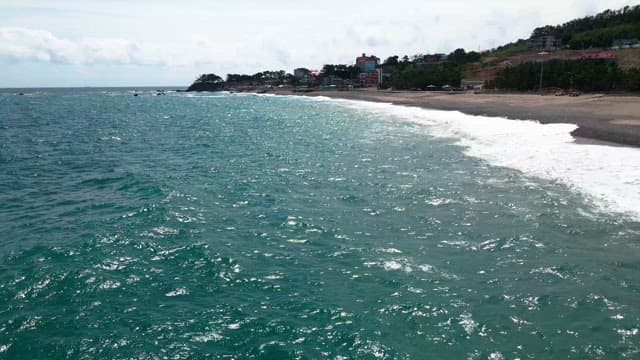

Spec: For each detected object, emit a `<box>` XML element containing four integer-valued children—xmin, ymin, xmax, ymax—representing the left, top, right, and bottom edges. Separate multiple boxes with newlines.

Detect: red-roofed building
<box><xmin>355</xmin><ymin>53</ymin><xmax>381</xmax><ymax>88</ymax></box>
<box><xmin>356</xmin><ymin>53</ymin><xmax>379</xmax><ymax>72</ymax></box>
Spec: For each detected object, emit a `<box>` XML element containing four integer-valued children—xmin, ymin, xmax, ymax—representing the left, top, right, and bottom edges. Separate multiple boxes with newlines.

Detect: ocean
<box><xmin>1</xmin><ymin>88</ymin><xmax>639</xmax><ymax>359</ymax></box>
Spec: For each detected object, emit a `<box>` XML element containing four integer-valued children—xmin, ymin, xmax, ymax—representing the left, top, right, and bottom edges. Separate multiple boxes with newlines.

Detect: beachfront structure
<box><xmin>461</xmin><ymin>79</ymin><xmax>485</xmax><ymax>90</ymax></box>
<box><xmin>294</xmin><ymin>68</ymin><xmax>311</xmax><ymax>80</ymax></box>
<box><xmin>356</xmin><ymin>53</ymin><xmax>379</xmax><ymax>72</ymax></box>
<box><xmin>307</xmin><ymin>70</ymin><xmax>322</xmax><ymax>86</ymax></box>
<box><xmin>355</xmin><ymin>53</ymin><xmax>381</xmax><ymax>88</ymax></box>
<box><xmin>358</xmin><ymin>71</ymin><xmax>381</xmax><ymax>88</ymax></box>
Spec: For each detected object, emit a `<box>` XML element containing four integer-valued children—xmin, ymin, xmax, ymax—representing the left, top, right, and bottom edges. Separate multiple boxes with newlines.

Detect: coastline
<box><xmin>270</xmin><ymin>89</ymin><xmax>640</xmax><ymax>147</ymax></box>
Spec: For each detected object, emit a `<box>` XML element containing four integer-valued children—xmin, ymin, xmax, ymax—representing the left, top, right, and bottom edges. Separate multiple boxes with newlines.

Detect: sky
<box><xmin>0</xmin><ymin>0</ymin><xmax>635</xmax><ymax>87</ymax></box>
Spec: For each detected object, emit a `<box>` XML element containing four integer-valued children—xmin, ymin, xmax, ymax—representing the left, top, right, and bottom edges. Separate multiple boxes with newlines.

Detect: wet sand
<box><xmin>273</xmin><ymin>89</ymin><xmax>640</xmax><ymax>147</ymax></box>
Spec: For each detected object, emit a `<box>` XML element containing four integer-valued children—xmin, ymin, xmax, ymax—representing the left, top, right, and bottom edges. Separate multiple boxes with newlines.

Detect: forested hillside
<box><xmin>531</xmin><ymin>5</ymin><xmax>640</xmax><ymax>48</ymax></box>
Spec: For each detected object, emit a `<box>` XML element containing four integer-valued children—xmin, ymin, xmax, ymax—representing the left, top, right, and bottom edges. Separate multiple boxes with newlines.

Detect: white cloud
<box><xmin>0</xmin><ymin>27</ymin><xmax>155</xmax><ymax>65</ymax></box>
<box><xmin>0</xmin><ymin>0</ymin><xmax>635</xmax><ymax>86</ymax></box>
<box><xmin>0</xmin><ymin>27</ymin><xmax>294</xmax><ymax>72</ymax></box>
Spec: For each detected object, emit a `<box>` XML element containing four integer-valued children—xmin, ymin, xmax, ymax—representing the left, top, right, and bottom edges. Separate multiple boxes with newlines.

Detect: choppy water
<box><xmin>1</xmin><ymin>88</ymin><xmax>639</xmax><ymax>359</ymax></box>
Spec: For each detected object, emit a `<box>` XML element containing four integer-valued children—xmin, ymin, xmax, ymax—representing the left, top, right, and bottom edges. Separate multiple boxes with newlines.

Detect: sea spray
<box><xmin>308</xmin><ymin>96</ymin><xmax>640</xmax><ymax>220</ymax></box>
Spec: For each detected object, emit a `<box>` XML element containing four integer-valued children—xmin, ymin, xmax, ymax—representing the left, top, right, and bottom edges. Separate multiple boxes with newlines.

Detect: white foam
<box><xmin>311</xmin><ymin>97</ymin><xmax>640</xmax><ymax>221</ymax></box>
<box><xmin>165</xmin><ymin>287</ymin><xmax>189</xmax><ymax>297</ymax></box>
<box><xmin>287</xmin><ymin>239</ymin><xmax>308</xmax><ymax>244</ymax></box>
<box><xmin>193</xmin><ymin>332</ymin><xmax>223</xmax><ymax>343</ymax></box>
<box><xmin>458</xmin><ymin>313</ymin><xmax>478</xmax><ymax>335</ymax></box>
<box><xmin>382</xmin><ymin>261</ymin><xmax>403</xmax><ymax>271</ymax></box>
<box><xmin>377</xmin><ymin>248</ymin><xmax>402</xmax><ymax>254</ymax></box>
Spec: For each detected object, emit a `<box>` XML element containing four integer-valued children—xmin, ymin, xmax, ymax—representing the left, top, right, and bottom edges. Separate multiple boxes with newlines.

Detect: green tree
<box><xmin>187</xmin><ymin>73</ymin><xmax>225</xmax><ymax>91</ymax></box>
<box><xmin>383</xmin><ymin>56</ymin><xmax>399</xmax><ymax>66</ymax></box>
<box><xmin>321</xmin><ymin>64</ymin><xmax>359</xmax><ymax>79</ymax></box>
<box><xmin>490</xmin><ymin>59</ymin><xmax>632</xmax><ymax>92</ymax></box>
<box><xmin>530</xmin><ymin>5</ymin><xmax>640</xmax><ymax>48</ymax></box>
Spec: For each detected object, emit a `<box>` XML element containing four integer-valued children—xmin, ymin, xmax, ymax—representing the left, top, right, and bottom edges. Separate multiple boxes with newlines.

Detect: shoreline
<box><xmin>269</xmin><ymin>89</ymin><xmax>640</xmax><ymax>147</ymax></box>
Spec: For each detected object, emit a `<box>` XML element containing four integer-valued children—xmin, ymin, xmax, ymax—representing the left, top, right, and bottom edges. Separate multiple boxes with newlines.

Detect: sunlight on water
<box><xmin>0</xmin><ymin>89</ymin><xmax>639</xmax><ymax>358</ymax></box>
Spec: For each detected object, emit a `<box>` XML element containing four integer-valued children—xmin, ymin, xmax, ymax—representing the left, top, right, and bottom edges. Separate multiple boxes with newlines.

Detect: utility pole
<box><xmin>567</xmin><ymin>69</ymin><xmax>577</xmax><ymax>94</ymax></box>
<box><xmin>539</xmin><ymin>61</ymin><xmax>544</xmax><ymax>93</ymax></box>
<box><xmin>538</xmin><ymin>51</ymin><xmax>549</xmax><ymax>94</ymax></box>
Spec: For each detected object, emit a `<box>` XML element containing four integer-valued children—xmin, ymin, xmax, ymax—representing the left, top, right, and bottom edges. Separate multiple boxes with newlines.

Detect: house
<box><xmin>294</xmin><ymin>68</ymin><xmax>311</xmax><ymax>80</ymax></box>
<box><xmin>356</xmin><ymin>53</ymin><xmax>379</xmax><ymax>72</ymax></box>
<box><xmin>527</xmin><ymin>35</ymin><xmax>561</xmax><ymax>51</ymax></box>
<box><xmin>612</xmin><ymin>38</ymin><xmax>640</xmax><ymax>49</ymax></box>
<box><xmin>358</xmin><ymin>71</ymin><xmax>380</xmax><ymax>88</ymax></box>
<box><xmin>308</xmin><ymin>70</ymin><xmax>322</xmax><ymax>86</ymax></box>
<box><xmin>354</xmin><ymin>53</ymin><xmax>382</xmax><ymax>87</ymax></box>
<box><xmin>460</xmin><ymin>68</ymin><xmax>499</xmax><ymax>89</ymax></box>
<box><xmin>293</xmin><ymin>68</ymin><xmax>325</xmax><ymax>86</ymax></box>
<box><xmin>323</xmin><ymin>75</ymin><xmax>345</xmax><ymax>86</ymax></box>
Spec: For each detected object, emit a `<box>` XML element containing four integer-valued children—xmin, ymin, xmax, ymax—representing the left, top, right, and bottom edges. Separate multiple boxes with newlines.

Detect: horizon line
<box><xmin>0</xmin><ymin>85</ymin><xmax>189</xmax><ymax>89</ymax></box>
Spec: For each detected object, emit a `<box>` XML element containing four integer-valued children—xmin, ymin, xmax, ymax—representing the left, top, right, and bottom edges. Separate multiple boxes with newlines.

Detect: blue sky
<box><xmin>0</xmin><ymin>0</ymin><xmax>634</xmax><ymax>87</ymax></box>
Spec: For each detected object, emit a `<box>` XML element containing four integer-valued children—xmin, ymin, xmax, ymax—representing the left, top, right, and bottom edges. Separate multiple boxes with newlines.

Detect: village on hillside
<box><xmin>188</xmin><ymin>5</ymin><xmax>640</xmax><ymax>94</ymax></box>
<box><xmin>291</xmin><ymin>42</ymin><xmax>640</xmax><ymax>92</ymax></box>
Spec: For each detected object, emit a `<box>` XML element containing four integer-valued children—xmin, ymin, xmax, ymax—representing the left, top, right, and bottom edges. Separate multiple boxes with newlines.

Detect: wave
<box><xmin>310</xmin><ymin>97</ymin><xmax>640</xmax><ymax>221</ymax></box>
<box><xmin>179</xmin><ymin>91</ymin><xmax>232</xmax><ymax>98</ymax></box>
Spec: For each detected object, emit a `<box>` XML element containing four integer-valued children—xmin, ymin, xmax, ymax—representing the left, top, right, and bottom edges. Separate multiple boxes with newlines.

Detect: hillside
<box><xmin>531</xmin><ymin>5</ymin><xmax>640</xmax><ymax>49</ymax></box>
<box><xmin>455</xmin><ymin>5</ymin><xmax>640</xmax><ymax>91</ymax></box>
<box><xmin>187</xmin><ymin>5</ymin><xmax>640</xmax><ymax>93</ymax></box>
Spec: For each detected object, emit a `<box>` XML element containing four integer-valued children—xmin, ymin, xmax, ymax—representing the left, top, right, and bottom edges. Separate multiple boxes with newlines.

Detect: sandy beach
<box><xmin>273</xmin><ymin>89</ymin><xmax>640</xmax><ymax>147</ymax></box>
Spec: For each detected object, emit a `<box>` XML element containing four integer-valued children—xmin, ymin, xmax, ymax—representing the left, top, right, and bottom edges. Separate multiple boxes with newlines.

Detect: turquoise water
<box><xmin>1</xmin><ymin>89</ymin><xmax>639</xmax><ymax>359</ymax></box>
